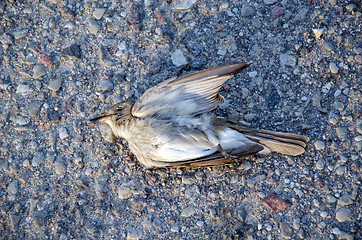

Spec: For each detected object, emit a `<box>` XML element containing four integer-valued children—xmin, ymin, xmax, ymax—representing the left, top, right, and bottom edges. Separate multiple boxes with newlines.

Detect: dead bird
<box><xmin>90</xmin><ymin>62</ymin><xmax>308</xmax><ymax>168</ymax></box>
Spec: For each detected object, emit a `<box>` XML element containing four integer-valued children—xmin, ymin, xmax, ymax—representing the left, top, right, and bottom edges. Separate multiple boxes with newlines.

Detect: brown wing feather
<box><xmin>153</xmin><ymin>152</ymin><xmax>234</xmax><ymax>168</ymax></box>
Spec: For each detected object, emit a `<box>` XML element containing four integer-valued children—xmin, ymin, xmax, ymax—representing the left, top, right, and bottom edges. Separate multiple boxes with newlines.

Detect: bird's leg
<box><xmin>217</xmin><ymin>144</ymin><xmax>240</xmax><ymax>164</ymax></box>
<box><xmin>115</xmin><ymin>138</ymin><xmax>124</xmax><ymax>152</ymax></box>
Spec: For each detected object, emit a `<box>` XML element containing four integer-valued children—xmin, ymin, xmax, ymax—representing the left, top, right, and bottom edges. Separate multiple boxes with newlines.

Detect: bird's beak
<box><xmin>89</xmin><ymin>114</ymin><xmax>112</xmax><ymax>123</ymax></box>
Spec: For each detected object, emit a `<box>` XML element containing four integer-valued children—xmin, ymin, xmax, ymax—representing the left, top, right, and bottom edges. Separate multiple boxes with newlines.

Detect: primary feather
<box><xmin>132</xmin><ymin>62</ymin><xmax>251</xmax><ymax>118</ymax></box>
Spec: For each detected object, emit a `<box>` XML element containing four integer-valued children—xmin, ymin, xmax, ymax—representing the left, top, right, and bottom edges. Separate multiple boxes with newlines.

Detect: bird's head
<box><xmin>89</xmin><ymin>101</ymin><xmax>134</xmax><ymax>126</ymax></box>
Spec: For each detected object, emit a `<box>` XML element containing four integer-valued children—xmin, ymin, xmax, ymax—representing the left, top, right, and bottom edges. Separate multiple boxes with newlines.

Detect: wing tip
<box><xmin>223</xmin><ymin>62</ymin><xmax>252</xmax><ymax>76</ymax></box>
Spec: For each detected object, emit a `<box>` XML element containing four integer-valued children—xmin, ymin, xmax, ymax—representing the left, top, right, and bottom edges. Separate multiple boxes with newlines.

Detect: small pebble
<box><xmin>13</xmin><ymin>29</ymin><xmax>28</xmax><ymax>39</ymax></box>
<box><xmin>14</xmin><ymin>116</ymin><xmax>30</xmax><ymax>125</ymax></box>
<box><xmin>173</xmin><ymin>0</ymin><xmax>197</xmax><ymax>10</ymax></box>
<box><xmin>59</xmin><ymin>127</ymin><xmax>69</xmax><ymax>140</ymax></box>
<box><xmin>182</xmin><ymin>175</ymin><xmax>196</xmax><ymax>185</ymax></box>
<box><xmin>240</xmin><ymin>6</ymin><xmax>255</xmax><ymax>17</ymax></box>
<box><xmin>335</xmin><ymin>208</ymin><xmax>352</xmax><ymax>222</ymax></box>
<box><xmin>127</xmin><ymin>228</ymin><xmax>142</xmax><ymax>240</ymax></box>
<box><xmin>332</xmin><ymin>227</ymin><xmax>341</xmax><ymax>235</ymax></box>
<box><xmin>32</xmin><ymin>152</ymin><xmax>44</xmax><ymax>168</ymax></box>
<box><xmin>293</xmin><ymin>8</ymin><xmax>309</xmax><ymax>22</ymax></box>
<box><xmin>334</xmin><ymin>89</ymin><xmax>341</xmax><ymax>97</ymax></box>
<box><xmin>49</xmin><ymin>132</ymin><xmax>57</xmax><ymax>146</ymax></box>
<box><xmin>247</xmin><ymin>174</ymin><xmax>266</xmax><ymax>187</ymax></box>
<box><xmin>248</xmin><ymin>71</ymin><xmax>257</xmax><ymax>78</ymax></box>
<box><xmin>33</xmin><ymin>65</ymin><xmax>46</xmax><ymax>79</ymax></box>
<box><xmin>323</xmin><ymin>41</ymin><xmax>334</xmax><ymax>51</ymax></box>
<box><xmin>63</xmin><ymin>44</ymin><xmax>81</xmax><ymax>59</ymax></box>
<box><xmin>235</xmin><ymin>207</ymin><xmax>247</xmax><ymax>222</ymax></box>
<box><xmin>9</xmin><ymin>213</ymin><xmax>20</xmax><ymax>231</ymax></box>
<box><xmin>196</xmin><ymin>220</ymin><xmax>204</xmax><ymax>227</ymax></box>
<box><xmin>337</xmin><ymin>194</ymin><xmax>353</xmax><ymax>207</ymax></box>
<box><xmin>318</xmin><ymin>222</ymin><xmax>326</xmax><ymax>229</ymax></box>
<box><xmin>27</xmin><ymin>101</ymin><xmax>42</xmax><ymax>117</ymax></box>
<box><xmin>271</xmin><ymin>7</ymin><xmax>283</xmax><ymax>19</ymax></box>
<box><xmin>7</xmin><ymin>181</ymin><xmax>18</xmax><ymax>195</ymax></box>
<box><xmin>118</xmin><ymin>186</ymin><xmax>132</xmax><ymax>200</ymax></box>
<box><xmin>217</xmin><ymin>49</ymin><xmax>227</xmax><ymax>56</ymax></box>
<box><xmin>355</xmin><ymin>55</ymin><xmax>362</xmax><ymax>63</ymax></box>
<box><xmin>313</xmin><ymin>29</ymin><xmax>324</xmax><ymax>39</ymax></box>
<box><xmin>320</xmin><ymin>211</ymin><xmax>328</xmax><ymax>218</ymax></box>
<box><xmin>38</xmin><ymin>53</ymin><xmax>53</xmax><ymax>67</ymax></box>
<box><xmin>0</xmin><ymin>33</ymin><xmax>13</xmax><ymax>46</ymax></box>
<box><xmin>93</xmin><ymin>8</ymin><xmax>107</xmax><ymax>19</ymax></box>
<box><xmin>339</xmin><ymin>232</ymin><xmax>354</xmax><ymax>240</ymax></box>
<box><xmin>64</xmin><ymin>22</ymin><xmax>75</xmax><ymax>30</ymax></box>
<box><xmin>280</xmin><ymin>222</ymin><xmax>293</xmax><ymax>239</ymax></box>
<box><xmin>345</xmin><ymin>4</ymin><xmax>356</xmax><ymax>12</ymax></box>
<box><xmin>335</xmin><ymin>166</ymin><xmax>346</xmax><ymax>175</ymax></box>
<box><xmin>333</xmin><ymin>102</ymin><xmax>344</xmax><ymax>111</ymax></box>
<box><xmin>280</xmin><ymin>54</ymin><xmax>297</xmax><ymax>67</ymax></box>
<box><xmin>88</xmin><ymin>20</ymin><xmax>101</xmax><ymax>34</ymax></box>
<box><xmin>329</xmin><ymin>114</ymin><xmax>339</xmax><ymax>125</ymax></box>
<box><xmin>322</xmin><ymin>82</ymin><xmax>332</xmax><ymax>93</ymax></box>
<box><xmin>329</xmin><ymin>62</ymin><xmax>339</xmax><ymax>74</ymax></box>
<box><xmin>292</xmin><ymin>218</ymin><xmax>300</xmax><ymax>230</ymax></box>
<box><xmin>171</xmin><ymin>225</ymin><xmax>179</xmax><ymax>232</ymax></box>
<box><xmin>238</xmin><ymin>161</ymin><xmax>252</xmax><ymax>171</ymax></box>
<box><xmin>97</xmin><ymin>79</ymin><xmax>113</xmax><ymax>92</ymax></box>
<box><xmin>54</xmin><ymin>161</ymin><xmax>66</xmax><ymax>175</ymax></box>
<box><xmin>171</xmin><ymin>49</ymin><xmax>188</xmax><ymax>66</ymax></box>
<box><xmin>264</xmin><ymin>0</ymin><xmax>277</xmax><ymax>4</ymax></box>
<box><xmin>266</xmin><ymin>224</ymin><xmax>272</xmax><ymax>231</ymax></box>
<box><xmin>180</xmin><ymin>206</ymin><xmax>195</xmax><ymax>217</ymax></box>
<box><xmin>314</xmin><ymin>140</ymin><xmax>325</xmax><ymax>150</ymax></box>
<box><xmin>244</xmin><ymin>113</ymin><xmax>256</xmax><ymax>122</ymax></box>
<box><xmin>312</xmin><ymin>92</ymin><xmax>321</xmax><ymax>108</ymax></box>
<box><xmin>347</xmin><ymin>56</ymin><xmax>354</xmax><ymax>62</ymax></box>
<box><xmin>48</xmin><ymin>79</ymin><xmax>62</xmax><ymax>92</ymax></box>
<box><xmin>48</xmin><ymin>18</ymin><xmax>56</xmax><ymax>28</ymax></box>
<box><xmin>316</xmin><ymin>159</ymin><xmax>325</xmax><ymax>170</ymax></box>
<box><xmin>241</xmin><ymin>87</ymin><xmax>249</xmax><ymax>99</ymax></box>
<box><xmin>335</xmin><ymin>127</ymin><xmax>348</xmax><ymax>138</ymax></box>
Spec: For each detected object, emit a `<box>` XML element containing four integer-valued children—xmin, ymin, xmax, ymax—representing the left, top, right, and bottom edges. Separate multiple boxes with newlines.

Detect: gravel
<box><xmin>0</xmin><ymin>0</ymin><xmax>360</xmax><ymax>239</ymax></box>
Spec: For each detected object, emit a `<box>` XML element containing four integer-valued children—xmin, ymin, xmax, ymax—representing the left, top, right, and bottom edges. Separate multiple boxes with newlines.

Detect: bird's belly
<box><xmin>147</xmin><ymin>128</ymin><xmax>218</xmax><ymax>162</ymax></box>
<box><xmin>126</xmin><ymin>118</ymin><xmax>218</xmax><ymax>162</ymax></box>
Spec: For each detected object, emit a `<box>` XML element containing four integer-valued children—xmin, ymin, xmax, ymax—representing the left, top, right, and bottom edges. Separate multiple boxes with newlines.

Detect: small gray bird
<box><xmin>90</xmin><ymin>62</ymin><xmax>308</xmax><ymax>168</ymax></box>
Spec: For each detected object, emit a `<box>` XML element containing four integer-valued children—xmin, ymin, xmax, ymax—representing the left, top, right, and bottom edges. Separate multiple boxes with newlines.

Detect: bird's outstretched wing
<box><xmin>132</xmin><ymin>62</ymin><xmax>251</xmax><ymax>118</ymax></box>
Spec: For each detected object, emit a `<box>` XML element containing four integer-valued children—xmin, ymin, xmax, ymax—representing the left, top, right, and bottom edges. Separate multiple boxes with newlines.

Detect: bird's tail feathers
<box><xmin>214</xmin><ymin>118</ymin><xmax>309</xmax><ymax>156</ymax></box>
<box><xmin>236</xmin><ymin>127</ymin><xmax>308</xmax><ymax>156</ymax></box>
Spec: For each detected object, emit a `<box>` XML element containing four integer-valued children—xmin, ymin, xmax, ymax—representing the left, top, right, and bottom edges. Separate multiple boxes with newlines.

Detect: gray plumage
<box><xmin>90</xmin><ymin>63</ymin><xmax>309</xmax><ymax>168</ymax></box>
